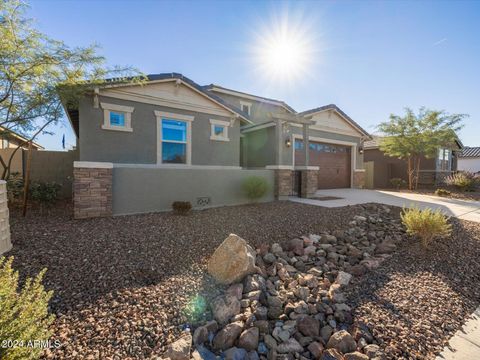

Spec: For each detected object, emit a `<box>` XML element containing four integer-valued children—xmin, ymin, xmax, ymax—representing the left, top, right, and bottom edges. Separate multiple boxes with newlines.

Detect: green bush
<box><xmin>29</xmin><ymin>182</ymin><xmax>61</xmax><ymax>207</ymax></box>
<box><xmin>390</xmin><ymin>177</ymin><xmax>407</xmax><ymax>190</ymax></box>
<box><xmin>243</xmin><ymin>176</ymin><xmax>268</xmax><ymax>201</ymax></box>
<box><xmin>6</xmin><ymin>172</ymin><xmax>24</xmax><ymax>202</ymax></box>
<box><xmin>434</xmin><ymin>188</ymin><xmax>451</xmax><ymax>197</ymax></box>
<box><xmin>444</xmin><ymin>172</ymin><xmax>476</xmax><ymax>192</ymax></box>
<box><xmin>401</xmin><ymin>207</ymin><xmax>452</xmax><ymax>248</ymax></box>
<box><xmin>0</xmin><ymin>257</ymin><xmax>54</xmax><ymax>360</ymax></box>
<box><xmin>172</xmin><ymin>201</ymin><xmax>192</xmax><ymax>215</ymax></box>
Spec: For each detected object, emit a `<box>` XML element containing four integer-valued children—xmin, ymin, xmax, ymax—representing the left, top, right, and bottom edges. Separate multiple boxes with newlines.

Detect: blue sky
<box><xmin>28</xmin><ymin>0</ymin><xmax>480</xmax><ymax>150</ymax></box>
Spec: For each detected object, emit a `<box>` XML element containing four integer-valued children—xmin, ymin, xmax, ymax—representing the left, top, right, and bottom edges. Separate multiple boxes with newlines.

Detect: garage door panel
<box><xmin>295</xmin><ymin>140</ymin><xmax>351</xmax><ymax>189</ymax></box>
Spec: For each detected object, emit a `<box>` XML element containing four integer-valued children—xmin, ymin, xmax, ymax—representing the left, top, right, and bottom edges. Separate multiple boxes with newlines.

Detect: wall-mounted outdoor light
<box><xmin>358</xmin><ymin>146</ymin><xmax>364</xmax><ymax>154</ymax></box>
<box><xmin>285</xmin><ymin>136</ymin><xmax>292</xmax><ymax>148</ymax></box>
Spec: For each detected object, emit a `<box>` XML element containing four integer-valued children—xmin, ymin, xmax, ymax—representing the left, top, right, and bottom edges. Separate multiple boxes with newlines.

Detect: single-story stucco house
<box><xmin>64</xmin><ymin>73</ymin><xmax>370</xmax><ymax>218</ymax></box>
<box><xmin>457</xmin><ymin>147</ymin><xmax>480</xmax><ymax>173</ymax></box>
<box><xmin>363</xmin><ymin>136</ymin><xmax>463</xmax><ymax>188</ymax></box>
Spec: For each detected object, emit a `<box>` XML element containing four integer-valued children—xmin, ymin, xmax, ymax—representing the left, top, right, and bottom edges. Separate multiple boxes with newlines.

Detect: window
<box><xmin>240</xmin><ymin>101</ymin><xmax>252</xmax><ymax>115</ymax></box>
<box><xmin>101</xmin><ymin>103</ymin><xmax>134</xmax><ymax>132</ymax></box>
<box><xmin>437</xmin><ymin>148</ymin><xmax>451</xmax><ymax>171</ymax></box>
<box><xmin>210</xmin><ymin>119</ymin><xmax>230</xmax><ymax>141</ymax></box>
<box><xmin>162</xmin><ymin>119</ymin><xmax>187</xmax><ymax>163</ymax></box>
<box><xmin>155</xmin><ymin>110</ymin><xmax>194</xmax><ymax>165</ymax></box>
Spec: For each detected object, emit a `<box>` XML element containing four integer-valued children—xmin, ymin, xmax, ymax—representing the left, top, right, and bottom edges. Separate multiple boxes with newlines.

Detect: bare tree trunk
<box><xmin>407</xmin><ymin>156</ymin><xmax>413</xmax><ymax>190</ymax></box>
<box><xmin>415</xmin><ymin>157</ymin><xmax>421</xmax><ymax>190</ymax></box>
<box><xmin>22</xmin><ymin>141</ymin><xmax>33</xmax><ymax>217</ymax></box>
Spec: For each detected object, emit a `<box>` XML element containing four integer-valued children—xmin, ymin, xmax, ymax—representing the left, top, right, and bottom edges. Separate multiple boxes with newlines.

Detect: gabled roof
<box><xmin>203</xmin><ymin>84</ymin><xmax>296</xmax><ymax>113</ymax></box>
<box><xmin>298</xmin><ymin>104</ymin><xmax>370</xmax><ymax>137</ymax></box>
<box><xmin>64</xmin><ymin>73</ymin><xmax>253</xmax><ymax>137</ymax></box>
<box><xmin>459</xmin><ymin>147</ymin><xmax>480</xmax><ymax>158</ymax></box>
<box><xmin>0</xmin><ymin>126</ymin><xmax>44</xmax><ymax>150</ymax></box>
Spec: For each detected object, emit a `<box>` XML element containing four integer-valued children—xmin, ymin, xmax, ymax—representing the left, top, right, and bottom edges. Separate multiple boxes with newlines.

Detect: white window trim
<box><xmin>240</xmin><ymin>101</ymin><xmax>252</xmax><ymax>115</ymax></box>
<box><xmin>155</xmin><ymin>110</ymin><xmax>194</xmax><ymax>165</ymax></box>
<box><xmin>210</xmin><ymin>119</ymin><xmax>230</xmax><ymax>142</ymax></box>
<box><xmin>101</xmin><ymin>102</ymin><xmax>134</xmax><ymax>132</ymax></box>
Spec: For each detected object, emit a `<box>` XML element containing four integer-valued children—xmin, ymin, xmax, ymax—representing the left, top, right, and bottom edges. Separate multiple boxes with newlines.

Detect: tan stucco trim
<box><xmin>74</xmin><ymin>161</ymin><xmax>113</xmax><ymax>169</ymax></box>
<box><xmin>303</xmin><ymin>108</ymin><xmax>368</xmax><ymax>137</ymax></box>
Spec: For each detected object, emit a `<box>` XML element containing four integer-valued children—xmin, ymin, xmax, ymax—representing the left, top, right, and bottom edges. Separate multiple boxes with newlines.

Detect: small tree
<box><xmin>377</xmin><ymin>108</ymin><xmax>465</xmax><ymax>190</ymax></box>
<box><xmin>0</xmin><ymin>257</ymin><xmax>54</xmax><ymax>360</ymax></box>
<box><xmin>0</xmin><ymin>0</ymin><xmax>143</xmax><ymax>180</ymax></box>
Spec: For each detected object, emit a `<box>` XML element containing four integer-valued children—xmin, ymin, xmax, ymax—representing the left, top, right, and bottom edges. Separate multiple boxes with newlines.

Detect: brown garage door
<box><xmin>295</xmin><ymin>140</ymin><xmax>351</xmax><ymax>189</ymax></box>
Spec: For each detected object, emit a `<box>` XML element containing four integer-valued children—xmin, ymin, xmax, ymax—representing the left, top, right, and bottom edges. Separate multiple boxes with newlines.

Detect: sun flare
<box><xmin>251</xmin><ymin>10</ymin><xmax>319</xmax><ymax>85</ymax></box>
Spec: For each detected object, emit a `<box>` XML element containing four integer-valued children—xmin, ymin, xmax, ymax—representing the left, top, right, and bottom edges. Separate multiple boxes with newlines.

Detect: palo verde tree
<box><xmin>377</xmin><ymin>107</ymin><xmax>465</xmax><ymax>190</ymax></box>
<box><xmin>0</xmin><ymin>0</ymin><xmax>143</xmax><ymax>180</ymax></box>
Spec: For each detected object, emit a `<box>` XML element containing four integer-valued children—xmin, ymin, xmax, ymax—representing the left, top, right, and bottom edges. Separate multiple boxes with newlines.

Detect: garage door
<box><xmin>295</xmin><ymin>140</ymin><xmax>351</xmax><ymax>189</ymax></box>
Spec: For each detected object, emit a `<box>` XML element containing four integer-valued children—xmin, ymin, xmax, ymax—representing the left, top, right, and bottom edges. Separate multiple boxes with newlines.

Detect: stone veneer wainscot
<box><xmin>73</xmin><ymin>162</ymin><xmax>113</xmax><ymax>219</ymax></box>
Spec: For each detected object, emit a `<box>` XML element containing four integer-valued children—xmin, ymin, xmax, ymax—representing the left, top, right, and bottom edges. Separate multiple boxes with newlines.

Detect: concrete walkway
<box><xmin>289</xmin><ymin>188</ymin><xmax>480</xmax><ymax>223</ymax></box>
<box><xmin>437</xmin><ymin>307</ymin><xmax>480</xmax><ymax>360</ymax></box>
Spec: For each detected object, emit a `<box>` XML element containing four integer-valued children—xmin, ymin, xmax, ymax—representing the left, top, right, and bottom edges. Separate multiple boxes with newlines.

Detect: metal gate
<box><xmin>291</xmin><ymin>170</ymin><xmax>302</xmax><ymax>196</ymax></box>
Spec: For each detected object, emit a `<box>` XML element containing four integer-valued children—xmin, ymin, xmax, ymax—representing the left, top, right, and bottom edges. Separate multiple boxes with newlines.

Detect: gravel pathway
<box><xmin>8</xmin><ymin>201</ymin><xmax>360</xmax><ymax>359</ymax></box>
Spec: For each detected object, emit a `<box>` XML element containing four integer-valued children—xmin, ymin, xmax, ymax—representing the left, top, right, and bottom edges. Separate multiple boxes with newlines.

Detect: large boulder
<box><xmin>207</xmin><ymin>234</ymin><xmax>256</xmax><ymax>284</ymax></box>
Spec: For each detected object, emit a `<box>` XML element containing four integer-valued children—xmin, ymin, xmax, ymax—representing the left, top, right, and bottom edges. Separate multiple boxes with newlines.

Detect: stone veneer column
<box><xmin>353</xmin><ymin>170</ymin><xmax>366</xmax><ymax>189</ymax></box>
<box><xmin>0</xmin><ymin>180</ymin><xmax>12</xmax><ymax>255</ymax></box>
<box><xmin>73</xmin><ymin>162</ymin><xmax>113</xmax><ymax>219</ymax></box>
<box><xmin>300</xmin><ymin>169</ymin><xmax>318</xmax><ymax>198</ymax></box>
<box><xmin>273</xmin><ymin>169</ymin><xmax>293</xmax><ymax>200</ymax></box>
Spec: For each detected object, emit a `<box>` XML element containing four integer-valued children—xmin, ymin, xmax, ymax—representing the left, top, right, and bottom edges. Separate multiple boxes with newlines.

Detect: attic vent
<box><xmin>196</xmin><ymin>197</ymin><xmax>211</xmax><ymax>207</ymax></box>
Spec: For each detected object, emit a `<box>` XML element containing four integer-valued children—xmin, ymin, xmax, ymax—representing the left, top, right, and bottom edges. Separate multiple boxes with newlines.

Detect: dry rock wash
<box><xmin>161</xmin><ymin>204</ymin><xmax>480</xmax><ymax>360</ymax></box>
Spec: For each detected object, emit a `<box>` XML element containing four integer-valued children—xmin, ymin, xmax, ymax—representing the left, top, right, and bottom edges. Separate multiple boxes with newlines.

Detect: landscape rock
<box><xmin>224</xmin><ymin>347</ymin><xmax>248</xmax><ymax>360</ymax></box>
<box><xmin>162</xmin><ymin>332</ymin><xmax>192</xmax><ymax>360</ymax></box>
<box><xmin>344</xmin><ymin>351</ymin><xmax>369</xmax><ymax>360</ymax></box>
<box><xmin>193</xmin><ymin>326</ymin><xmax>208</xmax><ymax>345</ymax></box>
<box><xmin>277</xmin><ymin>338</ymin><xmax>304</xmax><ymax>354</ymax></box>
<box><xmin>326</xmin><ymin>330</ymin><xmax>357</xmax><ymax>354</ymax></box>
<box><xmin>307</xmin><ymin>341</ymin><xmax>324</xmax><ymax>359</ymax></box>
<box><xmin>212</xmin><ymin>321</ymin><xmax>244</xmax><ymax>351</ymax></box>
<box><xmin>211</xmin><ymin>295</ymin><xmax>241</xmax><ymax>325</ymax></box>
<box><xmin>238</xmin><ymin>327</ymin><xmax>259</xmax><ymax>351</ymax></box>
<box><xmin>363</xmin><ymin>344</ymin><xmax>380</xmax><ymax>358</ymax></box>
<box><xmin>297</xmin><ymin>315</ymin><xmax>320</xmax><ymax>337</ymax></box>
<box><xmin>207</xmin><ymin>234</ymin><xmax>256</xmax><ymax>284</ymax></box>
<box><xmin>335</xmin><ymin>271</ymin><xmax>352</xmax><ymax>287</ymax></box>
<box><xmin>321</xmin><ymin>349</ymin><xmax>344</xmax><ymax>360</ymax></box>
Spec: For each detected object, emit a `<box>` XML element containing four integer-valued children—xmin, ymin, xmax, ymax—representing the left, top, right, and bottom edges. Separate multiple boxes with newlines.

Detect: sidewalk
<box><xmin>437</xmin><ymin>307</ymin><xmax>480</xmax><ymax>359</ymax></box>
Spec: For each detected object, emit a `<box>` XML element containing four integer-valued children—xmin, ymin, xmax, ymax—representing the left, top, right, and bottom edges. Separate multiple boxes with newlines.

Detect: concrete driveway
<box><xmin>290</xmin><ymin>188</ymin><xmax>480</xmax><ymax>223</ymax></box>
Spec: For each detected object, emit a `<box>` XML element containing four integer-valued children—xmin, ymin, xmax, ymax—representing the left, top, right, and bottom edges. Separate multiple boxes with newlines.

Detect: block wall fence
<box><xmin>0</xmin><ymin>180</ymin><xmax>12</xmax><ymax>255</ymax></box>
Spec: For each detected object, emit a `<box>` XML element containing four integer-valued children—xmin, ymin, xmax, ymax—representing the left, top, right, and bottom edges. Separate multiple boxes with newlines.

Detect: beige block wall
<box><xmin>0</xmin><ymin>181</ymin><xmax>12</xmax><ymax>255</ymax></box>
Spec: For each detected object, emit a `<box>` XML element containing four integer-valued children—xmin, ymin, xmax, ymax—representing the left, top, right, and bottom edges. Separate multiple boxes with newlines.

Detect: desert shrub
<box><xmin>6</xmin><ymin>172</ymin><xmax>24</xmax><ymax>202</ymax></box>
<box><xmin>0</xmin><ymin>257</ymin><xmax>54</xmax><ymax>360</ymax></box>
<box><xmin>29</xmin><ymin>182</ymin><xmax>62</xmax><ymax>207</ymax></box>
<box><xmin>390</xmin><ymin>177</ymin><xmax>407</xmax><ymax>190</ymax></box>
<box><xmin>444</xmin><ymin>172</ymin><xmax>476</xmax><ymax>192</ymax></box>
<box><xmin>434</xmin><ymin>188</ymin><xmax>451</xmax><ymax>197</ymax></box>
<box><xmin>172</xmin><ymin>201</ymin><xmax>192</xmax><ymax>215</ymax></box>
<box><xmin>401</xmin><ymin>207</ymin><xmax>452</xmax><ymax>248</ymax></box>
<box><xmin>243</xmin><ymin>176</ymin><xmax>268</xmax><ymax>201</ymax></box>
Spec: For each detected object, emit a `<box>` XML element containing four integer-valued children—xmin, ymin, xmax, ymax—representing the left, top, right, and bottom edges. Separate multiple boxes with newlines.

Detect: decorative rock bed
<box><xmin>162</xmin><ymin>204</ymin><xmax>405</xmax><ymax>360</ymax></box>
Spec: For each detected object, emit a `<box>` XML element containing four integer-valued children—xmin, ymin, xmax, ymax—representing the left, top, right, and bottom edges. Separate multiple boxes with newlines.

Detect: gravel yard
<box><xmin>7</xmin><ymin>201</ymin><xmax>480</xmax><ymax>359</ymax></box>
<box><xmin>9</xmin><ymin>201</ymin><xmax>360</xmax><ymax>359</ymax></box>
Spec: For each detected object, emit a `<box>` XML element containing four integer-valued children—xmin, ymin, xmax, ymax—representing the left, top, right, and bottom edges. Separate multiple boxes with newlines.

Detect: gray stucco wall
<box><xmin>112</xmin><ymin>166</ymin><xmax>274</xmax><ymax>215</ymax></box>
<box><xmin>79</xmin><ymin>95</ymin><xmax>240</xmax><ymax>166</ymax></box>
<box><xmin>242</xmin><ymin>127</ymin><xmax>276</xmax><ymax>168</ymax></box>
<box><xmin>210</xmin><ymin>92</ymin><xmax>291</xmax><ymax>124</ymax></box>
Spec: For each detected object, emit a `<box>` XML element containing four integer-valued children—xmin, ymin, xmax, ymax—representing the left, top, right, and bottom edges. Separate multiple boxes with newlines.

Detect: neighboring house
<box><xmin>458</xmin><ymin>147</ymin><xmax>480</xmax><ymax>173</ymax></box>
<box><xmin>64</xmin><ymin>73</ymin><xmax>370</xmax><ymax>218</ymax></box>
<box><xmin>363</xmin><ymin>136</ymin><xmax>463</xmax><ymax>188</ymax></box>
<box><xmin>0</xmin><ymin>127</ymin><xmax>44</xmax><ymax>150</ymax></box>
